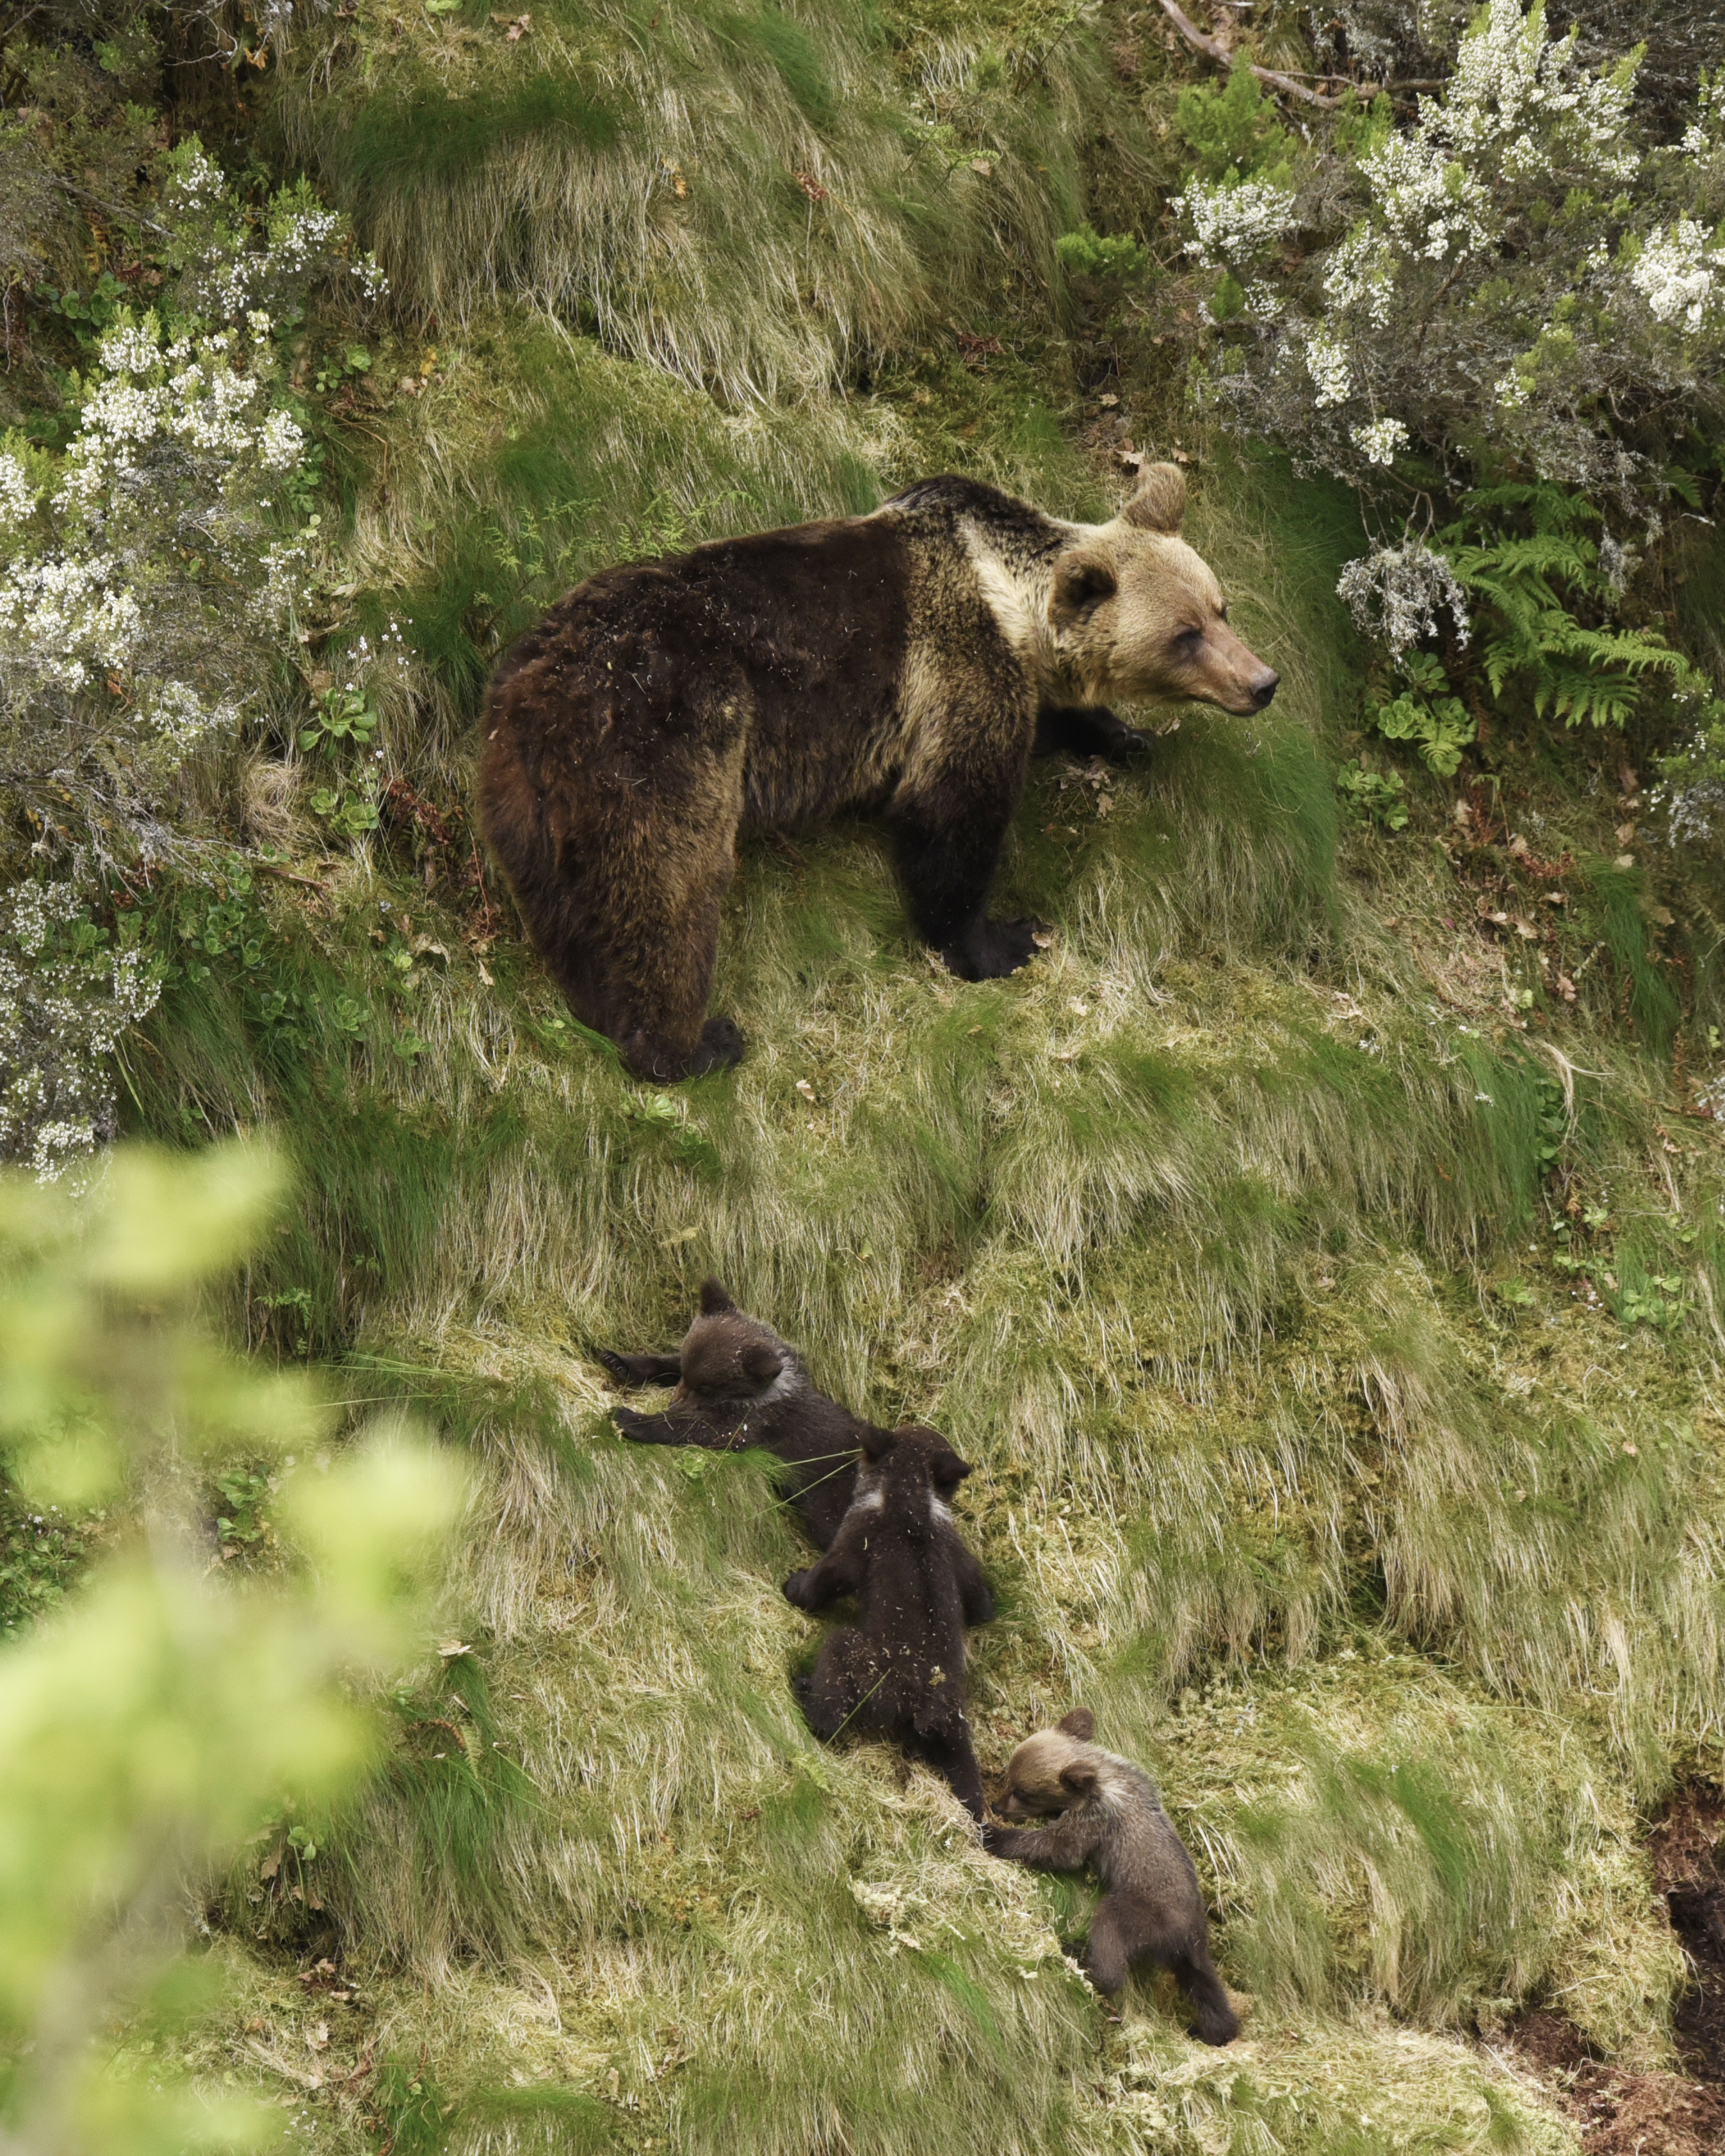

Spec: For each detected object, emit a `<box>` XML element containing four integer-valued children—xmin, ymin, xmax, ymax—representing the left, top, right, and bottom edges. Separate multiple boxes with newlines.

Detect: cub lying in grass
<box><xmin>599</xmin><ymin>1277</ymin><xmax>863</xmax><ymax>1549</ymax></box>
<box><xmin>984</xmin><ymin>1709</ymin><xmax>1238</xmax><ymax>2043</ymax></box>
<box><xmin>783</xmin><ymin>1422</ymin><xmax>993</xmax><ymax>1820</ymax></box>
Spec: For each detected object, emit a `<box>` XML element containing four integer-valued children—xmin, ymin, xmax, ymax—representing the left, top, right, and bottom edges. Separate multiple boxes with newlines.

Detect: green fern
<box><xmin>1440</xmin><ymin>485</ymin><xmax>1686</xmax><ymax>730</ymax></box>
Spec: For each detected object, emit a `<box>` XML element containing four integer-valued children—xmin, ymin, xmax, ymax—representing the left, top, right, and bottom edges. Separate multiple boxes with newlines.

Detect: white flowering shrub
<box><xmin>0</xmin><ymin>882</ymin><xmax>160</xmax><ymax>1182</ymax></box>
<box><xmin>0</xmin><ymin>143</ymin><xmax>384</xmax><ymax>1173</ymax></box>
<box><xmin>1185</xmin><ymin>2</ymin><xmax>1719</xmax><ymax>508</ymax></box>
<box><xmin>1165</xmin><ymin>7</ymin><xmax>1725</xmax><ymax>816</ymax></box>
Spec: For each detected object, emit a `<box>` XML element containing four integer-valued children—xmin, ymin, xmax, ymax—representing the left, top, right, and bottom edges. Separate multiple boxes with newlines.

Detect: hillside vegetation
<box><xmin>2</xmin><ymin>1</ymin><xmax>1724</xmax><ymax>2153</ymax></box>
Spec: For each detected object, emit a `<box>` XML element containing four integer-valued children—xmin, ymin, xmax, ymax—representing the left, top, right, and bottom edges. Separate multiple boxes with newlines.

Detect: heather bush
<box><xmin>1169</xmin><ymin>3</ymin><xmax>1725</xmax><ymax>805</ymax></box>
<box><xmin>0</xmin><ymin>146</ymin><xmax>389</xmax><ymax>1177</ymax></box>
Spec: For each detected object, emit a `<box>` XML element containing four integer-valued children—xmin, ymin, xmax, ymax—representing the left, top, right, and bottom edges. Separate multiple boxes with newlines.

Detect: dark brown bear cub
<box><xmin>984</xmin><ymin>1709</ymin><xmax>1238</xmax><ymax>2043</ymax></box>
<box><xmin>599</xmin><ymin>1278</ymin><xmax>862</xmax><ymax>1549</ymax></box>
<box><xmin>479</xmin><ymin>464</ymin><xmax>1277</xmax><ymax>1079</ymax></box>
<box><xmin>782</xmin><ymin>1423</ymin><xmax>993</xmax><ymax>1819</ymax></box>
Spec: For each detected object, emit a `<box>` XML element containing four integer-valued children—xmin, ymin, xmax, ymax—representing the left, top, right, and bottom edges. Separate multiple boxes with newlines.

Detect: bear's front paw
<box><xmin>595</xmin><ymin>1348</ymin><xmax>636</xmax><ymax>1385</ymax></box>
<box><xmin>612</xmin><ymin>1406</ymin><xmax>652</xmax><ymax>1438</ymax></box>
<box><xmin>941</xmin><ymin>917</ymin><xmax>1048</xmax><ymax>981</ymax></box>
<box><xmin>981</xmin><ymin>1822</ymin><xmax>1009</xmax><ymax>1856</ymax></box>
<box><xmin>693</xmin><ymin>1016</ymin><xmax>745</xmax><ymax>1072</ymax></box>
<box><xmin>1103</xmin><ymin>724</ymin><xmax>1154</xmax><ymax>762</ymax></box>
<box><xmin>782</xmin><ymin>1570</ymin><xmax>815</xmax><ymax>1609</ymax></box>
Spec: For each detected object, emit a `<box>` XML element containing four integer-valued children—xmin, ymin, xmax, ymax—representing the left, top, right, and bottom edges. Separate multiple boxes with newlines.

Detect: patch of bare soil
<box><xmin>1505</xmin><ymin>1787</ymin><xmax>1725</xmax><ymax>2154</ymax></box>
<box><xmin>1653</xmin><ymin>1785</ymin><xmax>1725</xmax><ymax>2089</ymax></box>
<box><xmin>1508</xmin><ymin>2011</ymin><xmax>1725</xmax><ymax>2155</ymax></box>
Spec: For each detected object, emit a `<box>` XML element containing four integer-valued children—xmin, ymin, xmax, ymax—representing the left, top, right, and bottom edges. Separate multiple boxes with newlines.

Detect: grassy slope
<box><xmin>126</xmin><ymin>4</ymin><xmax>1725</xmax><ymax>2150</ymax></box>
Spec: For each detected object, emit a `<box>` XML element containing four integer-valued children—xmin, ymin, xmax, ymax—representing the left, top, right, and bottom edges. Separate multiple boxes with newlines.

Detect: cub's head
<box><xmin>1048</xmin><ymin>465</ymin><xmax>1278</xmax><ymax>715</ymax></box>
<box><xmin>677</xmin><ymin>1278</ymin><xmax>790</xmax><ymax>1403</ymax></box>
<box><xmin>859</xmin><ymin>1420</ymin><xmax>975</xmax><ymax>1500</ymax></box>
<box><xmin>997</xmin><ymin>1707</ymin><xmax>1102</xmax><ymax>1821</ymax></box>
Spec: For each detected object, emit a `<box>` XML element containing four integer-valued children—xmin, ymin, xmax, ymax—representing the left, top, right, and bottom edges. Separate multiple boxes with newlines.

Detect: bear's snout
<box><xmin>1250</xmin><ymin>669</ymin><xmax>1279</xmax><ymax>710</ymax></box>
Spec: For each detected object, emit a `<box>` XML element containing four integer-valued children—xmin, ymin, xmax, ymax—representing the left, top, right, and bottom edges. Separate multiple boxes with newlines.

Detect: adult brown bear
<box><xmin>478</xmin><ymin>465</ymin><xmax>1277</xmax><ymax>1079</ymax></box>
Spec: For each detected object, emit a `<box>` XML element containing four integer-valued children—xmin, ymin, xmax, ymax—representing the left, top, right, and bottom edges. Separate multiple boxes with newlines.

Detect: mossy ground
<box><xmin>63</xmin><ymin>0</ymin><xmax>1725</xmax><ymax>2148</ymax></box>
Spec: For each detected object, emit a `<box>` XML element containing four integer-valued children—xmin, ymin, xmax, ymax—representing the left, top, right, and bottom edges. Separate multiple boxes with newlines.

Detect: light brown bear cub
<box><xmin>479</xmin><ymin>463</ymin><xmax>1277</xmax><ymax>1080</ymax></box>
<box><xmin>985</xmin><ymin>1708</ymin><xmax>1238</xmax><ymax>2044</ymax></box>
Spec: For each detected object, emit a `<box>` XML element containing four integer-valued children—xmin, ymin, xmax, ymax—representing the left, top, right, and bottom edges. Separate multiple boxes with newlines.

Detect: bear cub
<box><xmin>599</xmin><ymin>1278</ymin><xmax>865</xmax><ymax>1549</ymax></box>
<box><xmin>984</xmin><ymin>1709</ymin><xmax>1238</xmax><ymax>2043</ymax></box>
<box><xmin>784</xmin><ymin>1422</ymin><xmax>994</xmax><ymax>1819</ymax></box>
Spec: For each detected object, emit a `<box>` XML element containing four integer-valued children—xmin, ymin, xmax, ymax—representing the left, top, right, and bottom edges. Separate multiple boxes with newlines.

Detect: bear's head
<box><xmin>675</xmin><ymin>1278</ymin><xmax>793</xmax><ymax>1403</ymax></box>
<box><xmin>1048</xmin><ymin>464</ymin><xmax>1279</xmax><ymax>715</ymax></box>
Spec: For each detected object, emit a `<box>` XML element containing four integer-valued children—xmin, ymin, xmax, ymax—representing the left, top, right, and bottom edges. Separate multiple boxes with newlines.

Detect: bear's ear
<box><xmin>1051</xmin><ymin>549</ymin><xmax>1118</xmax><ymax>623</ymax></box>
<box><xmin>1122</xmin><ymin>462</ymin><xmax>1186</xmax><ymax>533</ymax></box>
<box><xmin>1058</xmin><ymin>1707</ymin><xmax>1096</xmax><ymax>1742</ymax></box>
<box><xmin>932</xmin><ymin>1450</ymin><xmax>973</xmax><ymax>1495</ymax></box>
<box><xmin>699</xmin><ymin>1277</ymin><xmax>737</xmax><ymax>1316</ymax></box>
<box><xmin>1058</xmin><ymin>1758</ymin><xmax>1099</xmax><ymax>1798</ymax></box>
<box><xmin>861</xmin><ymin>1424</ymin><xmax>899</xmax><ymax>1463</ymax></box>
<box><xmin>741</xmin><ymin>1343</ymin><xmax>783</xmax><ymax>1383</ymax></box>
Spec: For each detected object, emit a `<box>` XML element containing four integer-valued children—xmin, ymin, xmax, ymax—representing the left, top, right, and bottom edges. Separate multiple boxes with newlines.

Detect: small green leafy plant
<box><xmin>300</xmin><ymin>686</ymin><xmax>379</xmax><ymax>755</ymax></box>
<box><xmin>1369</xmin><ymin>654</ymin><xmax>1475</xmax><ymax>776</ymax></box>
<box><xmin>1336</xmin><ymin>760</ymin><xmax>1409</xmax><ymax>830</ymax></box>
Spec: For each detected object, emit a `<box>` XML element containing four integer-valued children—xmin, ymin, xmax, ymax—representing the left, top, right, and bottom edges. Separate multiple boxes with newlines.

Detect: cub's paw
<box><xmin>980</xmin><ymin>1822</ymin><xmax>1008</xmax><ymax>1856</ymax></box>
<box><xmin>612</xmin><ymin>1406</ymin><xmax>652</xmax><ymax>1440</ymax></box>
<box><xmin>941</xmin><ymin>917</ymin><xmax>1049</xmax><ymax>981</ymax></box>
<box><xmin>595</xmin><ymin>1348</ymin><xmax>636</xmax><ymax>1385</ymax></box>
<box><xmin>693</xmin><ymin>1015</ymin><xmax>745</xmax><ymax>1072</ymax></box>
<box><xmin>782</xmin><ymin>1569</ymin><xmax>815</xmax><ymax>1609</ymax></box>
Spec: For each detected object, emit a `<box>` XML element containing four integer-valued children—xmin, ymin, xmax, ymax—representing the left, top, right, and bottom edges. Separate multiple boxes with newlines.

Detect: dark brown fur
<box><xmin>782</xmin><ymin>1422</ymin><xmax>994</xmax><ymax>1819</ymax></box>
<box><xmin>599</xmin><ymin>1278</ymin><xmax>862</xmax><ymax>1549</ymax></box>
<box><xmin>984</xmin><ymin>1707</ymin><xmax>1238</xmax><ymax>2043</ymax></box>
<box><xmin>478</xmin><ymin>468</ymin><xmax>1276</xmax><ymax>1079</ymax></box>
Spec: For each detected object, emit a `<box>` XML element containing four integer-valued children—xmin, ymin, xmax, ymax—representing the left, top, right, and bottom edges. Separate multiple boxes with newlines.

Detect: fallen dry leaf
<box><xmin>794</xmin><ymin>1079</ymin><xmax>816</xmax><ymax>1101</ymax></box>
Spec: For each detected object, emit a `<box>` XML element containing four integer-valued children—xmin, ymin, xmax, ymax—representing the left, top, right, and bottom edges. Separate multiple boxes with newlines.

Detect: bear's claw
<box><xmin>941</xmin><ymin>917</ymin><xmax>1048</xmax><ymax>981</ymax></box>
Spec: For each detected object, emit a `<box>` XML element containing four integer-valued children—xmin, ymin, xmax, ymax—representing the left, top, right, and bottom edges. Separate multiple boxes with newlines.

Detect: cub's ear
<box><xmin>1058</xmin><ymin>1758</ymin><xmax>1099</xmax><ymax>1798</ymax></box>
<box><xmin>1051</xmin><ymin>549</ymin><xmax>1118</xmax><ymax>623</ymax></box>
<box><xmin>861</xmin><ymin>1424</ymin><xmax>898</xmax><ymax>1462</ymax></box>
<box><xmin>699</xmin><ymin>1277</ymin><xmax>737</xmax><ymax>1315</ymax></box>
<box><xmin>741</xmin><ymin>1343</ymin><xmax>784</xmax><ymax>1383</ymax></box>
<box><xmin>1057</xmin><ymin>1707</ymin><xmax>1096</xmax><ymax>1742</ymax></box>
<box><xmin>932</xmin><ymin>1450</ymin><xmax>973</xmax><ymax>1495</ymax></box>
<box><xmin>1121</xmin><ymin>461</ymin><xmax>1186</xmax><ymax>533</ymax></box>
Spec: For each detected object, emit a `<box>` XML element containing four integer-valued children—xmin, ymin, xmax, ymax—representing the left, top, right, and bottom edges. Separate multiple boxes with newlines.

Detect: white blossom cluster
<box><xmin>1629</xmin><ymin>221</ymin><xmax>1725</xmax><ymax>334</ymax></box>
<box><xmin>0</xmin><ymin>310</ymin><xmax>305</xmax><ymax>757</ymax></box>
<box><xmin>1336</xmin><ymin>540</ymin><xmax>1471</xmax><ymax>657</ymax></box>
<box><xmin>1431</xmin><ymin>0</ymin><xmax>1639</xmax><ymax>180</ymax></box>
<box><xmin>165</xmin><ymin>145</ymin><xmax>389</xmax><ymax>323</ymax></box>
<box><xmin>1677</xmin><ymin>74</ymin><xmax>1725</xmax><ymax>158</ymax></box>
<box><xmin>0</xmin><ymin>881</ymin><xmax>161</xmax><ymax>1182</ymax></box>
<box><xmin>1351</xmin><ymin>416</ymin><xmax>1409</xmax><ymax>466</ymax></box>
<box><xmin>1304</xmin><ymin>331</ymin><xmax>1354</xmax><ymax>407</ymax></box>
<box><xmin>1173</xmin><ymin>177</ymin><xmax>1297</xmax><ymax>270</ymax></box>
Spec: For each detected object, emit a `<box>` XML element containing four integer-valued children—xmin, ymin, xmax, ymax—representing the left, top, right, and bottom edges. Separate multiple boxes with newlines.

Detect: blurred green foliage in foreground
<box><xmin>0</xmin><ymin>1143</ymin><xmax>464</xmax><ymax>2155</ymax></box>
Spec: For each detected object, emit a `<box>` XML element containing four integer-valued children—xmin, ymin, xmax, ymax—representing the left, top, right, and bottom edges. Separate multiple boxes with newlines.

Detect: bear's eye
<box><xmin>1174</xmin><ymin>627</ymin><xmax>1204</xmax><ymax>652</ymax></box>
